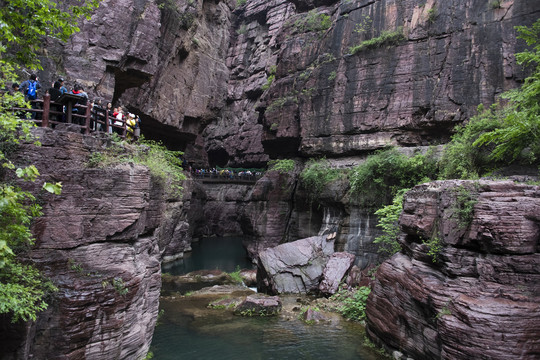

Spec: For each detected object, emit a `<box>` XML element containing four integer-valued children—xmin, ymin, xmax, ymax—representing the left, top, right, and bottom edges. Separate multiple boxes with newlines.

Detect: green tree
<box><xmin>0</xmin><ymin>0</ymin><xmax>100</xmax><ymax>69</ymax></box>
<box><xmin>0</xmin><ymin>0</ymin><xmax>100</xmax><ymax>322</ymax></box>
<box><xmin>474</xmin><ymin>19</ymin><xmax>540</xmax><ymax>162</ymax></box>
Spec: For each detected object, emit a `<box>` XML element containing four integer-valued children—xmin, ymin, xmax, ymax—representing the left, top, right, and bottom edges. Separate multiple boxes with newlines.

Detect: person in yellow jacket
<box><xmin>126</xmin><ymin>113</ymin><xmax>137</xmax><ymax>141</ymax></box>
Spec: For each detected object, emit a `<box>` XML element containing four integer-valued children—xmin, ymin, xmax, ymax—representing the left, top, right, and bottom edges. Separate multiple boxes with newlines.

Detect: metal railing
<box><xmin>11</xmin><ymin>93</ymin><xmax>128</xmax><ymax>138</ymax></box>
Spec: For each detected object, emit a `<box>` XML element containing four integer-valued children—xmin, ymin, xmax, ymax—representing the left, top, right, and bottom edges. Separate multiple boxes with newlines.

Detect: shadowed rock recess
<box><xmin>2</xmin><ymin>0</ymin><xmax>540</xmax><ymax>358</ymax></box>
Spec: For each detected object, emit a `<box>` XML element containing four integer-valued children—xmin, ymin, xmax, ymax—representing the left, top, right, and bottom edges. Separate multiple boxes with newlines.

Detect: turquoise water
<box><xmin>161</xmin><ymin>237</ymin><xmax>254</xmax><ymax>275</ymax></box>
<box><xmin>151</xmin><ymin>237</ymin><xmax>384</xmax><ymax>360</ymax></box>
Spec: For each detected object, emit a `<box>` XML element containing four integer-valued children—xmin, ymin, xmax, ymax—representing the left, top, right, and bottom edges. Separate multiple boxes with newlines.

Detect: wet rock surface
<box><xmin>366</xmin><ymin>180</ymin><xmax>540</xmax><ymax>360</ymax></box>
<box><xmin>234</xmin><ymin>294</ymin><xmax>283</xmax><ymax>316</ymax></box>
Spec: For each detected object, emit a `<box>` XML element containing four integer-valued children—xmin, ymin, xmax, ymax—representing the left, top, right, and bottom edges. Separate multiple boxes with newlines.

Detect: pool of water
<box><xmin>162</xmin><ymin>237</ymin><xmax>254</xmax><ymax>275</ymax></box>
<box><xmin>151</xmin><ymin>237</ymin><xmax>385</xmax><ymax>360</ymax></box>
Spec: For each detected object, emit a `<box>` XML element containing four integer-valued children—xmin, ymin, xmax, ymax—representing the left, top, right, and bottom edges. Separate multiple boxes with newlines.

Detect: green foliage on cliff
<box><xmin>438</xmin><ymin>104</ymin><xmax>505</xmax><ymax>179</ymax></box>
<box><xmin>294</xmin><ymin>9</ymin><xmax>332</xmax><ymax>33</ymax></box>
<box><xmin>451</xmin><ymin>185</ymin><xmax>479</xmax><ymax>229</ymax></box>
<box><xmin>349</xmin><ymin>147</ymin><xmax>438</xmax><ymax>208</ymax></box>
<box><xmin>0</xmin><ymin>0</ymin><xmax>99</xmax><ymax>322</ymax></box>
<box><xmin>87</xmin><ymin>138</ymin><xmax>186</xmax><ymax>196</ymax></box>
<box><xmin>268</xmin><ymin>159</ymin><xmax>295</xmax><ymax>174</ymax></box>
<box><xmin>440</xmin><ymin>19</ymin><xmax>540</xmax><ymax>178</ymax></box>
<box><xmin>299</xmin><ymin>158</ymin><xmax>345</xmax><ymax>200</ymax></box>
<box><xmin>131</xmin><ymin>139</ymin><xmax>186</xmax><ymax>196</ymax></box>
<box><xmin>373</xmin><ymin>189</ymin><xmax>408</xmax><ymax>256</ymax></box>
<box><xmin>349</xmin><ymin>27</ymin><xmax>405</xmax><ymax>55</ymax></box>
<box><xmin>474</xmin><ymin>20</ymin><xmax>540</xmax><ymax>162</ymax></box>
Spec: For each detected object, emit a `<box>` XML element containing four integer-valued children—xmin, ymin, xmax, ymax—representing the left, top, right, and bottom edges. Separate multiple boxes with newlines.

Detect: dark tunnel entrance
<box><xmin>207</xmin><ymin>148</ymin><xmax>229</xmax><ymax>168</ymax></box>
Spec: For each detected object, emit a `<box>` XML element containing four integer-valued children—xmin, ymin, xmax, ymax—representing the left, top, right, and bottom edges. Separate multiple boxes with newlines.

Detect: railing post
<box><xmin>105</xmin><ymin>111</ymin><xmax>110</xmax><ymax>134</ymax></box>
<box><xmin>42</xmin><ymin>93</ymin><xmax>50</xmax><ymax>128</ymax></box>
<box><xmin>122</xmin><ymin>118</ymin><xmax>127</xmax><ymax>138</ymax></box>
<box><xmin>84</xmin><ymin>101</ymin><xmax>92</xmax><ymax>134</ymax></box>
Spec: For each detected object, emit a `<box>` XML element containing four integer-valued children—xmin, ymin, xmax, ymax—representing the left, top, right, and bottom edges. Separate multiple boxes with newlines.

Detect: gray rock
<box><xmin>234</xmin><ymin>294</ymin><xmax>282</xmax><ymax>316</ymax></box>
<box><xmin>319</xmin><ymin>252</ymin><xmax>355</xmax><ymax>295</ymax></box>
<box><xmin>257</xmin><ymin>235</ymin><xmax>334</xmax><ymax>294</ymax></box>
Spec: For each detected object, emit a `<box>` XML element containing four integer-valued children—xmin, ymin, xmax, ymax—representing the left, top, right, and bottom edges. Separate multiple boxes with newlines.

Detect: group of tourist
<box><xmin>10</xmin><ymin>73</ymin><xmax>141</xmax><ymax>141</ymax></box>
<box><xmin>191</xmin><ymin>168</ymin><xmax>262</xmax><ymax>180</ymax></box>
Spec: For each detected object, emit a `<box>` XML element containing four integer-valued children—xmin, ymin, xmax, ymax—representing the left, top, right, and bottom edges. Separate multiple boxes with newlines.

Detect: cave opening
<box><xmin>207</xmin><ymin>148</ymin><xmax>230</xmax><ymax>168</ymax></box>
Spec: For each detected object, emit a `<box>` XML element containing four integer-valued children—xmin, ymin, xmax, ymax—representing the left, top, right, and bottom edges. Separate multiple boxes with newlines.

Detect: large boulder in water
<box><xmin>319</xmin><ymin>252</ymin><xmax>356</xmax><ymax>295</ymax></box>
<box><xmin>257</xmin><ymin>235</ymin><xmax>334</xmax><ymax>294</ymax></box>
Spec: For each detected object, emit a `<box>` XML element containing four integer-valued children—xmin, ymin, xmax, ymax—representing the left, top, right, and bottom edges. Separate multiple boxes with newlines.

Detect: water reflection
<box><xmin>162</xmin><ymin>237</ymin><xmax>254</xmax><ymax>275</ymax></box>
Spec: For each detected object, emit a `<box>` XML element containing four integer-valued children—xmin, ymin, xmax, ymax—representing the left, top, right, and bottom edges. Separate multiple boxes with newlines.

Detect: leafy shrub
<box><xmin>349</xmin><ymin>147</ymin><xmax>438</xmax><ymax>208</ymax></box>
<box><xmin>300</xmin><ymin>158</ymin><xmax>345</xmax><ymax>200</ymax></box>
<box><xmin>349</xmin><ymin>27</ymin><xmax>405</xmax><ymax>55</ymax></box>
<box><xmin>262</xmin><ymin>74</ymin><xmax>274</xmax><ymax>91</ymax></box>
<box><xmin>268</xmin><ymin>159</ymin><xmax>295</xmax><ymax>174</ymax></box>
<box><xmin>266</xmin><ymin>95</ymin><xmax>298</xmax><ymax>113</ymax></box>
<box><xmin>374</xmin><ymin>189</ymin><xmax>408</xmax><ymax>256</ymax></box>
<box><xmin>132</xmin><ymin>139</ymin><xmax>186</xmax><ymax>196</ymax></box>
<box><xmin>228</xmin><ymin>266</ymin><xmax>243</xmax><ymax>284</ymax></box>
<box><xmin>438</xmin><ymin>104</ymin><xmax>505</xmax><ymax>179</ymax></box>
<box><xmin>427</xmin><ymin>7</ymin><xmax>437</xmax><ymax>24</ymax></box>
<box><xmin>85</xmin><ymin>138</ymin><xmax>186</xmax><ymax>197</ymax></box>
<box><xmin>451</xmin><ymin>185</ymin><xmax>478</xmax><ymax>228</ymax></box>
<box><xmin>475</xmin><ymin>21</ymin><xmax>540</xmax><ymax>162</ymax></box>
<box><xmin>328</xmin><ymin>70</ymin><xmax>337</xmax><ymax>81</ymax></box>
<box><xmin>330</xmin><ymin>285</ymin><xmax>371</xmax><ymax>321</ymax></box>
<box><xmin>295</xmin><ymin>9</ymin><xmax>331</xmax><ymax>33</ymax></box>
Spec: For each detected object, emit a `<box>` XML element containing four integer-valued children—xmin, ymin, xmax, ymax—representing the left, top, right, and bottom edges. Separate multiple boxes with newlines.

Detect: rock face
<box><xmin>234</xmin><ymin>294</ymin><xmax>282</xmax><ymax>316</ymax></box>
<box><xmin>0</xmin><ymin>128</ymin><xmax>181</xmax><ymax>360</ymax></box>
<box><xmin>36</xmin><ymin>0</ymin><xmax>540</xmax><ymax>269</ymax></box>
<box><xmin>366</xmin><ymin>180</ymin><xmax>540</xmax><ymax>359</ymax></box>
<box><xmin>39</xmin><ymin>0</ymin><xmax>540</xmax><ymax>163</ymax></box>
<box><xmin>257</xmin><ymin>235</ymin><xmax>335</xmax><ymax>294</ymax></box>
<box><xmin>319</xmin><ymin>251</ymin><xmax>355</xmax><ymax>295</ymax></box>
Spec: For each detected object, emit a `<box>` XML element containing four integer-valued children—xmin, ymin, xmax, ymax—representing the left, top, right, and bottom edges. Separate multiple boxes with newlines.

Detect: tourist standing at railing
<box><xmin>20</xmin><ymin>74</ymin><xmax>41</xmax><ymax>119</ymax></box>
<box><xmin>106</xmin><ymin>102</ymin><xmax>114</xmax><ymax>134</ymax></box>
<box><xmin>48</xmin><ymin>81</ymin><xmax>63</xmax><ymax>122</ymax></box>
<box><xmin>134</xmin><ymin>115</ymin><xmax>141</xmax><ymax>141</ymax></box>
<box><xmin>48</xmin><ymin>81</ymin><xmax>62</xmax><ymax>101</ymax></box>
<box><xmin>20</xmin><ymin>74</ymin><xmax>41</xmax><ymax>102</ymax></box>
<box><xmin>10</xmin><ymin>83</ymin><xmax>20</xmax><ymax>94</ymax></box>
<box><xmin>58</xmin><ymin>78</ymin><xmax>68</xmax><ymax>94</ymax></box>
<box><xmin>113</xmin><ymin>107</ymin><xmax>125</xmax><ymax>135</ymax></box>
<box><xmin>126</xmin><ymin>113</ymin><xmax>136</xmax><ymax>141</ymax></box>
<box><xmin>70</xmin><ymin>84</ymin><xmax>88</xmax><ymax>124</ymax></box>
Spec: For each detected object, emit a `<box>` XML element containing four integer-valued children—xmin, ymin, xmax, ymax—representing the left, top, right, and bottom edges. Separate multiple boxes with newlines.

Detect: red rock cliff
<box><xmin>366</xmin><ymin>180</ymin><xmax>540</xmax><ymax>359</ymax></box>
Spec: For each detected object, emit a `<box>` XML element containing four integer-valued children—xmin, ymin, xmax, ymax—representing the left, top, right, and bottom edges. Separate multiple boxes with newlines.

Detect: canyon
<box><xmin>1</xmin><ymin>0</ymin><xmax>539</xmax><ymax>359</ymax></box>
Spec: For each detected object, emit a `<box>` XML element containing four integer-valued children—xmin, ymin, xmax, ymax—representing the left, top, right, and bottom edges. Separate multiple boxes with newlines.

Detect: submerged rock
<box><xmin>301</xmin><ymin>308</ymin><xmax>329</xmax><ymax>323</ymax></box>
<box><xmin>161</xmin><ymin>270</ymin><xmax>241</xmax><ymax>295</ymax></box>
<box><xmin>234</xmin><ymin>294</ymin><xmax>282</xmax><ymax>316</ymax></box>
<box><xmin>257</xmin><ymin>235</ymin><xmax>335</xmax><ymax>294</ymax></box>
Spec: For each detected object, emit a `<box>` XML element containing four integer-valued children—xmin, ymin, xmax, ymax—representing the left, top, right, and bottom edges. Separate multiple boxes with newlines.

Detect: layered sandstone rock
<box><xmin>366</xmin><ymin>180</ymin><xmax>540</xmax><ymax>359</ymax></box>
<box><xmin>36</xmin><ymin>0</ymin><xmax>540</xmax><ymax>265</ymax></box>
<box><xmin>0</xmin><ymin>128</ymin><xmax>182</xmax><ymax>359</ymax></box>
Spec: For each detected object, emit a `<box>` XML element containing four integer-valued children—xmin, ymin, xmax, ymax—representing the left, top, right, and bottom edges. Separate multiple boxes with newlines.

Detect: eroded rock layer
<box><xmin>0</xmin><ymin>128</ymin><xmax>186</xmax><ymax>359</ymax></box>
<box><xmin>366</xmin><ymin>180</ymin><xmax>540</xmax><ymax>359</ymax></box>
